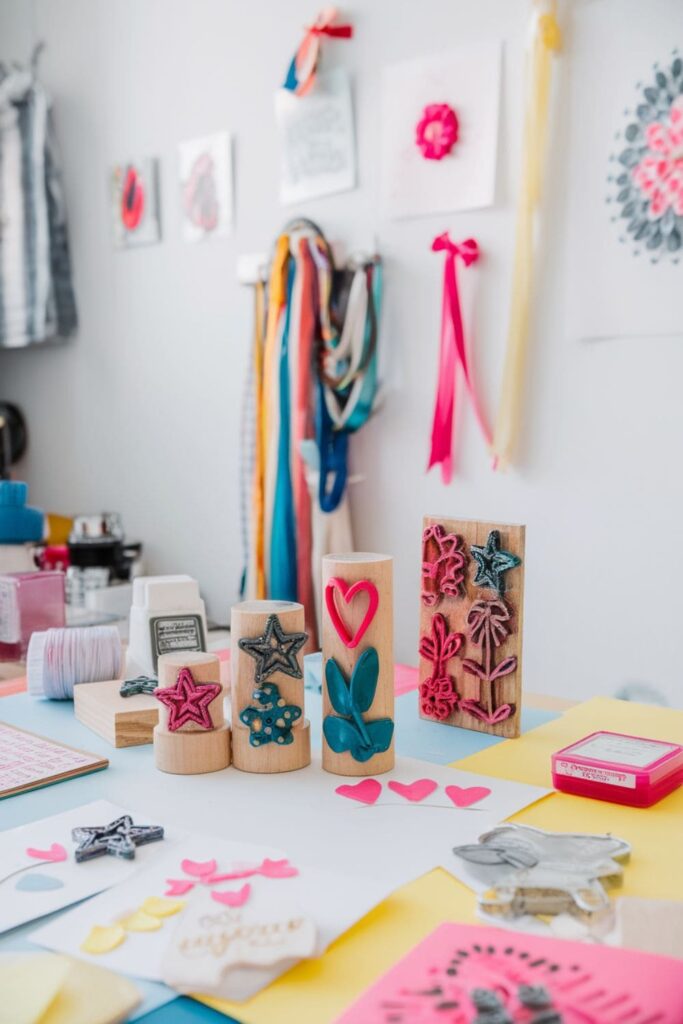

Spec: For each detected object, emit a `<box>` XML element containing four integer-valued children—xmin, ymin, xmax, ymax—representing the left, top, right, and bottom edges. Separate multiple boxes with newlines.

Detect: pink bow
<box><xmin>428</xmin><ymin>232</ymin><xmax>493</xmax><ymax>483</ymax></box>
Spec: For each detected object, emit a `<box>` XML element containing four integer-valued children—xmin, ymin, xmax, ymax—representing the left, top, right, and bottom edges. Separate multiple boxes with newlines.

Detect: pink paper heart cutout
<box><xmin>25</xmin><ymin>843</ymin><xmax>67</xmax><ymax>863</ymax></box>
<box><xmin>259</xmin><ymin>858</ymin><xmax>299</xmax><ymax>879</ymax></box>
<box><xmin>211</xmin><ymin>883</ymin><xmax>251</xmax><ymax>907</ymax></box>
<box><xmin>460</xmin><ymin>700</ymin><xmax>513</xmax><ymax>725</ymax></box>
<box><xmin>181</xmin><ymin>858</ymin><xmax>217</xmax><ymax>878</ymax></box>
<box><xmin>165</xmin><ymin>879</ymin><xmax>195</xmax><ymax>896</ymax></box>
<box><xmin>387</xmin><ymin>779</ymin><xmax>438</xmax><ymax>803</ymax></box>
<box><xmin>335</xmin><ymin>779</ymin><xmax>382</xmax><ymax>805</ymax></box>
<box><xmin>445</xmin><ymin>785</ymin><xmax>491</xmax><ymax>808</ymax></box>
<box><xmin>325</xmin><ymin>577</ymin><xmax>379</xmax><ymax>649</ymax></box>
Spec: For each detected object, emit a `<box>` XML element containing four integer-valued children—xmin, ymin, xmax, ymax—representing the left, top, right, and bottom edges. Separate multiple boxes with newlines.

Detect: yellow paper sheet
<box><xmin>201</xmin><ymin>697</ymin><xmax>683</xmax><ymax>1023</ymax></box>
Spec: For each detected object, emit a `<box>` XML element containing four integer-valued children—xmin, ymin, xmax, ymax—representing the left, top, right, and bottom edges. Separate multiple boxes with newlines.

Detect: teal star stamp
<box><xmin>239</xmin><ymin>682</ymin><xmax>302</xmax><ymax>747</ymax></box>
<box><xmin>471</xmin><ymin>530</ymin><xmax>521</xmax><ymax>595</ymax></box>
<box><xmin>120</xmin><ymin>676</ymin><xmax>158</xmax><ymax>698</ymax></box>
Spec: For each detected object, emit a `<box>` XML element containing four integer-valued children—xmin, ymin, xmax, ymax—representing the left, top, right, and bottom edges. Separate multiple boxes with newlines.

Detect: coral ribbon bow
<box><xmin>428</xmin><ymin>233</ymin><xmax>492</xmax><ymax>483</ymax></box>
<box><xmin>284</xmin><ymin>7</ymin><xmax>353</xmax><ymax>96</ymax></box>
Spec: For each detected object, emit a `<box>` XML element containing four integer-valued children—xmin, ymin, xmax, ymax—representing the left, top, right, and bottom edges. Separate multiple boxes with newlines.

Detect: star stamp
<box><xmin>238</xmin><ymin>614</ymin><xmax>307</xmax><ymax>685</ymax></box>
<box><xmin>72</xmin><ymin>815</ymin><xmax>164</xmax><ymax>862</ymax></box>
<box><xmin>470</xmin><ymin>529</ymin><xmax>521</xmax><ymax>595</ymax></box>
<box><xmin>154</xmin><ymin>666</ymin><xmax>222</xmax><ymax>731</ymax></box>
<box><xmin>120</xmin><ymin>676</ymin><xmax>158</xmax><ymax>698</ymax></box>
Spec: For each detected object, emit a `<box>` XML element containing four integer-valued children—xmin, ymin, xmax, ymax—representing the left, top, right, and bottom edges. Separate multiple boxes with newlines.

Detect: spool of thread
<box><xmin>27</xmin><ymin>626</ymin><xmax>122</xmax><ymax>699</ymax></box>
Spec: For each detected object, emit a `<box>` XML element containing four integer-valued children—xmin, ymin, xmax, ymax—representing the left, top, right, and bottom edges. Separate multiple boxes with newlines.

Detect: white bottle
<box><xmin>125</xmin><ymin>575</ymin><xmax>207</xmax><ymax>679</ymax></box>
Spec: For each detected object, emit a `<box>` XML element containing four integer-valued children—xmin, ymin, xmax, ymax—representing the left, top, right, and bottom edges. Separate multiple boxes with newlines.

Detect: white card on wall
<box><xmin>275</xmin><ymin>68</ymin><xmax>356</xmax><ymax>205</ymax></box>
<box><xmin>379</xmin><ymin>42</ymin><xmax>502</xmax><ymax>220</ymax></box>
<box><xmin>565</xmin><ymin>0</ymin><xmax>683</xmax><ymax>340</ymax></box>
<box><xmin>178</xmin><ymin>132</ymin><xmax>233</xmax><ymax>242</ymax></box>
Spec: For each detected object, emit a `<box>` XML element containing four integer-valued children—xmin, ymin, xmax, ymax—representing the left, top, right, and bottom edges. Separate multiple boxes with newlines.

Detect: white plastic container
<box><xmin>125</xmin><ymin>575</ymin><xmax>207</xmax><ymax>678</ymax></box>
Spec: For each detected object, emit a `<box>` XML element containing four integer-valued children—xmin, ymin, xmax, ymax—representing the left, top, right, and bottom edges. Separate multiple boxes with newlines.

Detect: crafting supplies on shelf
<box><xmin>239</xmin><ymin>219</ymin><xmax>382</xmax><ymax>646</ymax></box>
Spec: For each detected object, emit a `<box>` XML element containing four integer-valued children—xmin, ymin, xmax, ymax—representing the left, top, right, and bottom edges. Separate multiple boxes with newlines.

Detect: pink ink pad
<box><xmin>551</xmin><ymin>730</ymin><xmax>683</xmax><ymax>807</ymax></box>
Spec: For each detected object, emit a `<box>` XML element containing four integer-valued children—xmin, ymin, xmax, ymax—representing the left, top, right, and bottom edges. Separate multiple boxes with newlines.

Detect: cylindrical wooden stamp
<box><xmin>230</xmin><ymin>600</ymin><xmax>311</xmax><ymax>773</ymax></box>
<box><xmin>153</xmin><ymin>651</ymin><xmax>231</xmax><ymax>774</ymax></box>
<box><xmin>322</xmin><ymin>553</ymin><xmax>394</xmax><ymax>776</ymax></box>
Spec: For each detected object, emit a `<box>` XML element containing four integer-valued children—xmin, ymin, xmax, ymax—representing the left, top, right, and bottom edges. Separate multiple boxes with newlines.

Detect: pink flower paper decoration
<box><xmin>416</xmin><ymin>103</ymin><xmax>459</xmax><ymax>161</ymax></box>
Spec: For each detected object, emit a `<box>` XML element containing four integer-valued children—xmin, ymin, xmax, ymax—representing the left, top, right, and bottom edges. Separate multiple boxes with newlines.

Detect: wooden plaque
<box><xmin>419</xmin><ymin>516</ymin><xmax>525</xmax><ymax>738</ymax></box>
<box><xmin>74</xmin><ymin>679</ymin><xmax>159</xmax><ymax>748</ymax></box>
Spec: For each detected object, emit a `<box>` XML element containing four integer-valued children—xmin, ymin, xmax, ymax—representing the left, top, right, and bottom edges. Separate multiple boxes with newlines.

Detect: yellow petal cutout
<box><xmin>120</xmin><ymin>910</ymin><xmax>162</xmax><ymax>933</ymax></box>
<box><xmin>140</xmin><ymin>896</ymin><xmax>185</xmax><ymax>918</ymax></box>
<box><xmin>80</xmin><ymin>925</ymin><xmax>126</xmax><ymax>955</ymax></box>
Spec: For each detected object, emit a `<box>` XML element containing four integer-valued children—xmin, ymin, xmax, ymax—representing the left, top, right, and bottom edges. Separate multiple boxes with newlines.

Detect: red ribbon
<box><xmin>428</xmin><ymin>232</ymin><xmax>492</xmax><ymax>483</ymax></box>
<box><xmin>288</xmin><ymin>8</ymin><xmax>353</xmax><ymax>96</ymax></box>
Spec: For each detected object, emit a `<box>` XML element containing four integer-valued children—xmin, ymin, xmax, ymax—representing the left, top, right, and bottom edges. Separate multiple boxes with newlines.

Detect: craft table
<box><xmin>1</xmin><ymin>691</ymin><xmax>682</xmax><ymax>1024</ymax></box>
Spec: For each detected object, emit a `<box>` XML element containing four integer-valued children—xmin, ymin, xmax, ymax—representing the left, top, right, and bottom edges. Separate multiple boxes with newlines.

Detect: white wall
<box><xmin>1</xmin><ymin>0</ymin><xmax>681</xmax><ymax>706</ymax></box>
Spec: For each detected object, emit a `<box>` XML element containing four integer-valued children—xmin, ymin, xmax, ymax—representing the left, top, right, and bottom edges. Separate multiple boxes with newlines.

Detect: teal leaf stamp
<box><xmin>239</xmin><ymin>682</ymin><xmax>302</xmax><ymax>747</ymax></box>
<box><xmin>323</xmin><ymin>648</ymin><xmax>394</xmax><ymax>763</ymax></box>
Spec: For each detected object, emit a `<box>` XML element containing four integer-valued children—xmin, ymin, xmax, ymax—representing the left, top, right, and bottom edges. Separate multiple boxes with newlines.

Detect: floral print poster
<box><xmin>566</xmin><ymin>0</ymin><xmax>682</xmax><ymax>340</ymax></box>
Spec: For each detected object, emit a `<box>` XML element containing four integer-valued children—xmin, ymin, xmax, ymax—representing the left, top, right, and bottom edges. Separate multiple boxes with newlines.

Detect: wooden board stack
<box><xmin>230</xmin><ymin>600</ymin><xmax>311</xmax><ymax>773</ymax></box>
<box><xmin>153</xmin><ymin>651</ymin><xmax>231</xmax><ymax>774</ymax></box>
<box><xmin>321</xmin><ymin>552</ymin><xmax>395</xmax><ymax>776</ymax></box>
<box><xmin>74</xmin><ymin>679</ymin><xmax>159</xmax><ymax>748</ymax></box>
<box><xmin>419</xmin><ymin>516</ymin><xmax>525</xmax><ymax>738</ymax></box>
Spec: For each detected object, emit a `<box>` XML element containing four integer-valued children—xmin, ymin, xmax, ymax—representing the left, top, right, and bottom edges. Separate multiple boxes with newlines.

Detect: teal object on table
<box><xmin>0</xmin><ymin>480</ymin><xmax>44</xmax><ymax>543</ymax></box>
<box><xmin>137</xmin><ymin>997</ymin><xmax>241</xmax><ymax>1023</ymax></box>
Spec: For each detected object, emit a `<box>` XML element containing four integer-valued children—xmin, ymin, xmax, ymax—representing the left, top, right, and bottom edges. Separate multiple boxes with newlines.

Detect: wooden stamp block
<box><xmin>74</xmin><ymin>679</ymin><xmax>159</xmax><ymax>748</ymax></box>
<box><xmin>230</xmin><ymin>601</ymin><xmax>310</xmax><ymax>774</ymax></box>
<box><xmin>156</xmin><ymin>652</ymin><xmax>224</xmax><ymax>732</ymax></box>
<box><xmin>419</xmin><ymin>516</ymin><xmax>525</xmax><ymax>738</ymax></box>
<box><xmin>322</xmin><ymin>553</ymin><xmax>395</xmax><ymax>776</ymax></box>
<box><xmin>153</xmin><ymin>723</ymin><xmax>231</xmax><ymax>774</ymax></box>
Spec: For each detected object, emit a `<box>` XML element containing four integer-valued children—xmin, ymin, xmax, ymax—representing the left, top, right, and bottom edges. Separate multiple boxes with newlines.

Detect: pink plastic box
<box><xmin>552</xmin><ymin>730</ymin><xmax>683</xmax><ymax>807</ymax></box>
<box><xmin>0</xmin><ymin>570</ymin><xmax>65</xmax><ymax>661</ymax></box>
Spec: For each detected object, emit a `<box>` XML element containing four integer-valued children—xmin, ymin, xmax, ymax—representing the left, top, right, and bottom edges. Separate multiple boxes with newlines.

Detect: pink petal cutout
<box><xmin>210</xmin><ymin>883</ymin><xmax>251</xmax><ymax>907</ymax></box>
<box><xmin>325</xmin><ymin>577</ymin><xmax>379</xmax><ymax>649</ymax></box>
<box><xmin>25</xmin><ymin>843</ymin><xmax>67</xmax><ymax>863</ymax></box>
<box><xmin>335</xmin><ymin>779</ymin><xmax>382</xmax><ymax>805</ymax></box>
<box><xmin>259</xmin><ymin>858</ymin><xmax>298</xmax><ymax>879</ymax></box>
<box><xmin>181</xmin><ymin>858</ymin><xmax>217</xmax><ymax>878</ymax></box>
<box><xmin>444</xmin><ymin>785</ymin><xmax>491</xmax><ymax>808</ymax></box>
<box><xmin>387</xmin><ymin>779</ymin><xmax>438</xmax><ymax>803</ymax></box>
<box><xmin>165</xmin><ymin>879</ymin><xmax>195</xmax><ymax>896</ymax></box>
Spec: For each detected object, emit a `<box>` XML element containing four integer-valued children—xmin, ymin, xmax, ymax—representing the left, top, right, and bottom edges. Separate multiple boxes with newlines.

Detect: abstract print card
<box><xmin>110</xmin><ymin>157</ymin><xmax>161</xmax><ymax>248</ymax></box>
<box><xmin>566</xmin><ymin>0</ymin><xmax>683</xmax><ymax>339</ymax></box>
<box><xmin>178</xmin><ymin>132</ymin><xmax>233</xmax><ymax>242</ymax></box>
<box><xmin>0</xmin><ymin>800</ymin><xmax>176</xmax><ymax>934</ymax></box>
<box><xmin>380</xmin><ymin>42</ymin><xmax>502</xmax><ymax>220</ymax></box>
<box><xmin>275</xmin><ymin>68</ymin><xmax>356</xmax><ymax>205</ymax></box>
<box><xmin>336</xmin><ymin>922</ymin><xmax>683</xmax><ymax>1024</ymax></box>
<box><xmin>32</xmin><ymin>837</ymin><xmax>395</xmax><ymax>1002</ymax></box>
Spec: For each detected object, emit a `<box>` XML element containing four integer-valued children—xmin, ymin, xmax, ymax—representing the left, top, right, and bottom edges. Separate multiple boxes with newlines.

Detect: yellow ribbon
<box><xmin>491</xmin><ymin>3</ymin><xmax>561</xmax><ymax>469</ymax></box>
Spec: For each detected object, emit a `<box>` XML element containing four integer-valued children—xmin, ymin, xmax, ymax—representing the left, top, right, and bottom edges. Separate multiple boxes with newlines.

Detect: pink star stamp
<box><xmin>154</xmin><ymin>667</ymin><xmax>222</xmax><ymax>732</ymax></box>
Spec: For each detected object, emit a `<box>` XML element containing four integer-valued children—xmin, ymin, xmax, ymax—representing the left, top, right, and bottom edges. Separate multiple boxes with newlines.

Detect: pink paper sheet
<box><xmin>336</xmin><ymin>922</ymin><xmax>683</xmax><ymax>1023</ymax></box>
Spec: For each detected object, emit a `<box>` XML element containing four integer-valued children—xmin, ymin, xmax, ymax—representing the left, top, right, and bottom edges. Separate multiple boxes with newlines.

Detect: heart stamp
<box><xmin>325</xmin><ymin>577</ymin><xmax>379</xmax><ymax>649</ymax></box>
<box><xmin>25</xmin><ymin>843</ymin><xmax>67</xmax><ymax>863</ymax></box>
<box><xmin>335</xmin><ymin>779</ymin><xmax>382</xmax><ymax>805</ymax></box>
<box><xmin>387</xmin><ymin>779</ymin><xmax>438</xmax><ymax>803</ymax></box>
<box><xmin>444</xmin><ymin>785</ymin><xmax>491</xmax><ymax>808</ymax></box>
<box><xmin>211</xmin><ymin>883</ymin><xmax>251</xmax><ymax>908</ymax></box>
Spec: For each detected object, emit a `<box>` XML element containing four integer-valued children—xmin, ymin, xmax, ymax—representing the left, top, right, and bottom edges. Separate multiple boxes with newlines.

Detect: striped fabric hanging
<box><xmin>240</xmin><ymin>220</ymin><xmax>381</xmax><ymax>645</ymax></box>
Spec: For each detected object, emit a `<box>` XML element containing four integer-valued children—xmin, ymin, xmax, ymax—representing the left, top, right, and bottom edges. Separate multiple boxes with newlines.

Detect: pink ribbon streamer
<box><xmin>428</xmin><ymin>232</ymin><xmax>493</xmax><ymax>483</ymax></box>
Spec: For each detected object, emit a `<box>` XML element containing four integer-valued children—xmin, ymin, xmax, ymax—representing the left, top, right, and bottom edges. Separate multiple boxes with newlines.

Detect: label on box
<box><xmin>0</xmin><ymin>580</ymin><xmax>20</xmax><ymax>643</ymax></box>
<box><xmin>566</xmin><ymin>733</ymin><xmax>677</xmax><ymax>768</ymax></box>
<box><xmin>555</xmin><ymin>759</ymin><xmax>636</xmax><ymax>789</ymax></box>
<box><xmin>149</xmin><ymin>614</ymin><xmax>205</xmax><ymax>670</ymax></box>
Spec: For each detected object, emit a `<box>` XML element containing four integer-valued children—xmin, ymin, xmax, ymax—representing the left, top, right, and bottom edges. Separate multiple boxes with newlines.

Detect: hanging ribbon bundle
<box><xmin>427</xmin><ymin>232</ymin><xmax>492</xmax><ymax>484</ymax></box>
<box><xmin>491</xmin><ymin>1</ymin><xmax>561</xmax><ymax>469</ymax></box>
<box><xmin>241</xmin><ymin>220</ymin><xmax>381</xmax><ymax>645</ymax></box>
<box><xmin>282</xmin><ymin>6</ymin><xmax>353</xmax><ymax>97</ymax></box>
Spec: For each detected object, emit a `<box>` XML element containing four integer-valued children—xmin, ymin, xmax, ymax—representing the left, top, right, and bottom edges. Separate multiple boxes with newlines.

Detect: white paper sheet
<box><xmin>0</xmin><ymin>800</ymin><xmax>180</xmax><ymax>934</ymax></box>
<box><xmin>178</xmin><ymin>132</ymin><xmax>233</xmax><ymax>242</ymax></box>
<box><xmin>32</xmin><ymin>837</ymin><xmax>397</xmax><ymax>1002</ymax></box>
<box><xmin>275</xmin><ymin>68</ymin><xmax>356</xmax><ymax>205</ymax></box>
<box><xmin>565</xmin><ymin>0</ymin><xmax>683</xmax><ymax>340</ymax></box>
<box><xmin>379</xmin><ymin>42</ymin><xmax>502</xmax><ymax>220</ymax></box>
